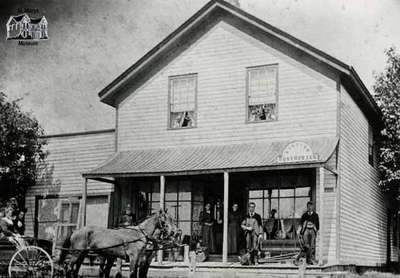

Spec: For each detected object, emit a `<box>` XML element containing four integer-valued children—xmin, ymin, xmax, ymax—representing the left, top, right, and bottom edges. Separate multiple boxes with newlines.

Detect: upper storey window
<box><xmin>169</xmin><ymin>74</ymin><xmax>197</xmax><ymax>129</ymax></box>
<box><xmin>247</xmin><ymin>65</ymin><xmax>278</xmax><ymax>122</ymax></box>
<box><xmin>368</xmin><ymin>125</ymin><xmax>375</xmax><ymax>166</ymax></box>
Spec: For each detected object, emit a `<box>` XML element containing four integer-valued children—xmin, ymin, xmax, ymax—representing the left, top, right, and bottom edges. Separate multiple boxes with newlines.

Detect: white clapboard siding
<box><xmin>323</xmin><ymin>169</ymin><xmax>338</xmax><ymax>264</ymax></box>
<box><xmin>24</xmin><ymin>196</ymin><xmax>36</xmax><ymax>237</ymax></box>
<box><xmin>391</xmin><ymin>219</ymin><xmax>399</xmax><ymax>262</ymax></box>
<box><xmin>339</xmin><ymin>87</ymin><xmax>386</xmax><ymax>266</ymax></box>
<box><xmin>24</xmin><ymin>130</ymin><xmax>115</xmax><ymax>236</ymax></box>
<box><xmin>315</xmin><ymin>167</ymin><xmax>337</xmax><ymax>265</ymax></box>
<box><xmin>117</xmin><ymin>21</ymin><xmax>338</xmax><ymax>151</ymax></box>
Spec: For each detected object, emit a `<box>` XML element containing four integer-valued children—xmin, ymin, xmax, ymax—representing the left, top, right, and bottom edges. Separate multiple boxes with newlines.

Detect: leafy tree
<box><xmin>0</xmin><ymin>92</ymin><xmax>46</xmax><ymax>209</ymax></box>
<box><xmin>374</xmin><ymin>47</ymin><xmax>400</xmax><ymax>212</ymax></box>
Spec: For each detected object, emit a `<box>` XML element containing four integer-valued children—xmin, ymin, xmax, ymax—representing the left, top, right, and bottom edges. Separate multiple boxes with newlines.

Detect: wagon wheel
<box><xmin>8</xmin><ymin>246</ymin><xmax>54</xmax><ymax>278</ymax></box>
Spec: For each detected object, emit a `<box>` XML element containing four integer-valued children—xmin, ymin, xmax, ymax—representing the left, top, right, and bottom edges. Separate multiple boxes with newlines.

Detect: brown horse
<box><xmin>58</xmin><ymin>210</ymin><xmax>176</xmax><ymax>278</ymax></box>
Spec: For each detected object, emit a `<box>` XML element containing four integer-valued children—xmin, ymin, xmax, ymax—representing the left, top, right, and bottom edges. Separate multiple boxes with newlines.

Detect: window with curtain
<box><xmin>169</xmin><ymin>74</ymin><xmax>197</xmax><ymax>129</ymax></box>
<box><xmin>247</xmin><ymin>65</ymin><xmax>278</xmax><ymax>122</ymax></box>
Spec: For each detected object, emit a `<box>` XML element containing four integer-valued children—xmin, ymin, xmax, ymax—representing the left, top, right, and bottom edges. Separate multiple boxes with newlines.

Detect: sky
<box><xmin>0</xmin><ymin>0</ymin><xmax>399</xmax><ymax>135</ymax></box>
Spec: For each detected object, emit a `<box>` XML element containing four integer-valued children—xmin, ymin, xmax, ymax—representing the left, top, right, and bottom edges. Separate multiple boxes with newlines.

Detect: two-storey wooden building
<box><xmin>25</xmin><ymin>0</ymin><xmax>391</xmax><ymax>268</ymax></box>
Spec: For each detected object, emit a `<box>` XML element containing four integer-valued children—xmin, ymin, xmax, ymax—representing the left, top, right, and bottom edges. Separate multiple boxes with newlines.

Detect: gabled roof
<box><xmin>98</xmin><ymin>0</ymin><xmax>382</xmax><ymax>128</ymax></box>
<box><xmin>13</xmin><ymin>14</ymin><xmax>28</xmax><ymax>22</ymax></box>
<box><xmin>6</xmin><ymin>17</ymin><xmax>17</xmax><ymax>25</ymax></box>
<box><xmin>7</xmin><ymin>14</ymin><xmax>28</xmax><ymax>25</ymax></box>
<box><xmin>30</xmin><ymin>17</ymin><xmax>45</xmax><ymax>24</ymax></box>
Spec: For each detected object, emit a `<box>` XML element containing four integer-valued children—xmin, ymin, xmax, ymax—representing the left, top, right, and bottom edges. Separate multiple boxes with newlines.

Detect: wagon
<box><xmin>0</xmin><ymin>235</ymin><xmax>54</xmax><ymax>278</ymax></box>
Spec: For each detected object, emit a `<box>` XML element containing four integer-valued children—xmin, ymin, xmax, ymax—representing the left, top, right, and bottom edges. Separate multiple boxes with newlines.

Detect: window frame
<box><xmin>368</xmin><ymin>125</ymin><xmax>376</xmax><ymax>167</ymax></box>
<box><xmin>34</xmin><ymin>195</ymin><xmax>81</xmax><ymax>241</ymax></box>
<box><xmin>248</xmin><ymin>186</ymin><xmax>311</xmax><ymax>221</ymax></box>
<box><xmin>167</xmin><ymin>73</ymin><xmax>198</xmax><ymax>130</ymax></box>
<box><xmin>245</xmin><ymin>64</ymin><xmax>279</xmax><ymax>123</ymax></box>
<box><xmin>150</xmin><ymin>180</ymin><xmax>193</xmax><ymax>236</ymax></box>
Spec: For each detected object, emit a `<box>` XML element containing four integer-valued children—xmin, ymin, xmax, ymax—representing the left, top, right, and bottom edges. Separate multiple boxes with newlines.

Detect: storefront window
<box><xmin>248</xmin><ymin>186</ymin><xmax>311</xmax><ymax>220</ymax></box>
<box><xmin>150</xmin><ymin>180</ymin><xmax>193</xmax><ymax>237</ymax></box>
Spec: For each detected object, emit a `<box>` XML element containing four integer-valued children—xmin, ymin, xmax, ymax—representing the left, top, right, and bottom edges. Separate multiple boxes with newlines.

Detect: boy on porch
<box><xmin>241</xmin><ymin>202</ymin><xmax>263</xmax><ymax>264</ymax></box>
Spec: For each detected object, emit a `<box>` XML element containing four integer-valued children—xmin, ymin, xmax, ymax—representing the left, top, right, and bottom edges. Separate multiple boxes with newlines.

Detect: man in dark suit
<box><xmin>300</xmin><ymin>201</ymin><xmax>319</xmax><ymax>264</ymax></box>
<box><xmin>241</xmin><ymin>202</ymin><xmax>262</xmax><ymax>264</ymax></box>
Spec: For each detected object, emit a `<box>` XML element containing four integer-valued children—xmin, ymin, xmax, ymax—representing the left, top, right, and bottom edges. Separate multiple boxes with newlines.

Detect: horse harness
<box><xmin>57</xmin><ymin>214</ymin><xmax>171</xmax><ymax>254</ymax></box>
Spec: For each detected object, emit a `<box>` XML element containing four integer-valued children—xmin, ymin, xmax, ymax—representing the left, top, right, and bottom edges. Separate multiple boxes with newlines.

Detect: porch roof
<box><xmin>82</xmin><ymin>137</ymin><xmax>338</xmax><ymax>178</ymax></box>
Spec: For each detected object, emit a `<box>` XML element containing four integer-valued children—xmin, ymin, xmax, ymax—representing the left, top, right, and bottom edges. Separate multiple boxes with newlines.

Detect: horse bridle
<box><xmin>136</xmin><ymin>213</ymin><xmax>170</xmax><ymax>244</ymax></box>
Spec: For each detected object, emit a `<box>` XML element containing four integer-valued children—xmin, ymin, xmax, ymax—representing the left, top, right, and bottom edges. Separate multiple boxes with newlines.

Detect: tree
<box><xmin>374</xmin><ymin>47</ymin><xmax>400</xmax><ymax>213</ymax></box>
<box><xmin>0</xmin><ymin>92</ymin><xmax>46</xmax><ymax>208</ymax></box>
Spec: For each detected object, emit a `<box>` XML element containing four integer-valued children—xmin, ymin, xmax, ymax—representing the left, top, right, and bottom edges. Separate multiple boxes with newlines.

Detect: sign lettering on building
<box><xmin>277</xmin><ymin>141</ymin><xmax>320</xmax><ymax>163</ymax></box>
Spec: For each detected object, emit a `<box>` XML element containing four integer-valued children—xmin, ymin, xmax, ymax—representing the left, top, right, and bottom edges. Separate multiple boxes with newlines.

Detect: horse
<box><xmin>58</xmin><ymin>209</ymin><xmax>176</xmax><ymax>278</ymax></box>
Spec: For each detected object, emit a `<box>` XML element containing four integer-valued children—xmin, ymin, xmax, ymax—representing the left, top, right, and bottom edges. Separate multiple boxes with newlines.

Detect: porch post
<box><xmin>318</xmin><ymin>167</ymin><xmax>324</xmax><ymax>265</ymax></box>
<box><xmin>158</xmin><ymin>175</ymin><xmax>165</xmax><ymax>265</ymax></box>
<box><xmin>222</xmin><ymin>171</ymin><xmax>229</xmax><ymax>263</ymax></box>
<box><xmin>160</xmin><ymin>175</ymin><xmax>165</xmax><ymax>210</ymax></box>
<box><xmin>82</xmin><ymin>178</ymin><xmax>88</xmax><ymax>227</ymax></box>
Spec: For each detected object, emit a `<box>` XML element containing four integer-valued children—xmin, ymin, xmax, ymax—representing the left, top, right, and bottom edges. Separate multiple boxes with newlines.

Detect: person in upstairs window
<box><xmin>300</xmin><ymin>201</ymin><xmax>319</xmax><ymax>265</ymax></box>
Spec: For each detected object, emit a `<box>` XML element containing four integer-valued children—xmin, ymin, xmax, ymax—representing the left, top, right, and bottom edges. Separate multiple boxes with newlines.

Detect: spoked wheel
<box><xmin>8</xmin><ymin>246</ymin><xmax>54</xmax><ymax>278</ymax></box>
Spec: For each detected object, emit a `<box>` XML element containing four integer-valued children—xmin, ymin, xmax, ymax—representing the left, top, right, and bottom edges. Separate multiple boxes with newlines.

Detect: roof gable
<box><xmin>7</xmin><ymin>14</ymin><xmax>28</xmax><ymax>25</ymax></box>
<box><xmin>99</xmin><ymin>0</ymin><xmax>382</xmax><ymax>129</ymax></box>
<box><xmin>30</xmin><ymin>17</ymin><xmax>43</xmax><ymax>24</ymax></box>
<box><xmin>6</xmin><ymin>17</ymin><xmax>17</xmax><ymax>25</ymax></box>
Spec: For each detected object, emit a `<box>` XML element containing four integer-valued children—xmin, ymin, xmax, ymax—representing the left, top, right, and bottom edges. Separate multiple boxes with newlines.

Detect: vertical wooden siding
<box><xmin>24</xmin><ymin>130</ymin><xmax>115</xmax><ymax>236</ymax></box>
<box><xmin>117</xmin><ymin>21</ymin><xmax>338</xmax><ymax>151</ymax></box>
<box><xmin>339</xmin><ymin>87</ymin><xmax>386</xmax><ymax>265</ymax></box>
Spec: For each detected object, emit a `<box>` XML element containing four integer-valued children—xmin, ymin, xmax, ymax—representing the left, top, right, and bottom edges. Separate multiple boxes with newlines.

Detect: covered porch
<box><xmin>81</xmin><ymin>137</ymin><xmax>338</xmax><ymax>265</ymax></box>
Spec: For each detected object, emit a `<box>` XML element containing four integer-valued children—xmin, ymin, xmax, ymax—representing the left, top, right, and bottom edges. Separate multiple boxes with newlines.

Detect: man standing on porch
<box><xmin>300</xmin><ymin>201</ymin><xmax>320</xmax><ymax>265</ymax></box>
<box><xmin>199</xmin><ymin>203</ymin><xmax>216</xmax><ymax>254</ymax></box>
<box><xmin>241</xmin><ymin>202</ymin><xmax>263</xmax><ymax>263</ymax></box>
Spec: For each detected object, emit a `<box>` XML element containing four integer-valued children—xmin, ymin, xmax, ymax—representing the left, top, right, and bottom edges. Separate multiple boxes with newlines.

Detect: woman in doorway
<box><xmin>199</xmin><ymin>203</ymin><xmax>216</xmax><ymax>253</ymax></box>
<box><xmin>228</xmin><ymin>203</ymin><xmax>241</xmax><ymax>254</ymax></box>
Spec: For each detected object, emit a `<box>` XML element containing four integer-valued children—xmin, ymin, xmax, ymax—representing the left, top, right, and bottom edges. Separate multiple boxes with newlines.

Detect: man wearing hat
<box><xmin>300</xmin><ymin>201</ymin><xmax>319</xmax><ymax>264</ymax></box>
